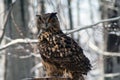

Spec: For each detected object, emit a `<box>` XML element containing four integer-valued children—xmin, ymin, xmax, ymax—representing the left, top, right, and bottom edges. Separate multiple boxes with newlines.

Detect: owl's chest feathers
<box><xmin>38</xmin><ymin>32</ymin><xmax>60</xmax><ymax>52</ymax></box>
<box><xmin>39</xmin><ymin>32</ymin><xmax>52</xmax><ymax>43</ymax></box>
<box><xmin>39</xmin><ymin>32</ymin><xmax>52</xmax><ymax>48</ymax></box>
<box><xmin>38</xmin><ymin>31</ymin><xmax>70</xmax><ymax>58</ymax></box>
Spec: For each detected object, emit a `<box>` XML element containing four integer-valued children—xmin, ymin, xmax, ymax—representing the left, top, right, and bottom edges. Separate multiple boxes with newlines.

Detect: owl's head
<box><xmin>36</xmin><ymin>12</ymin><xmax>60</xmax><ymax>33</ymax></box>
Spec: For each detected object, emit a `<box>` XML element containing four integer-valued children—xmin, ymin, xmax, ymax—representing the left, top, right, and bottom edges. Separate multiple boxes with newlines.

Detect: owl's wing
<box><xmin>44</xmin><ymin>34</ymin><xmax>91</xmax><ymax>74</ymax></box>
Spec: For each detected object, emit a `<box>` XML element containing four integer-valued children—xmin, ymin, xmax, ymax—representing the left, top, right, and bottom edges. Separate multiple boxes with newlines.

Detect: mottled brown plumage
<box><xmin>37</xmin><ymin>13</ymin><xmax>91</xmax><ymax>80</ymax></box>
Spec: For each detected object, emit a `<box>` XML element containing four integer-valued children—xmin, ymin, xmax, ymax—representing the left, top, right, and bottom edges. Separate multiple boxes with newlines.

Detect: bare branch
<box><xmin>19</xmin><ymin>53</ymin><xmax>40</xmax><ymax>59</ymax></box>
<box><xmin>31</xmin><ymin>63</ymin><xmax>43</xmax><ymax>73</ymax></box>
<box><xmin>89</xmin><ymin>42</ymin><xmax>120</xmax><ymax>57</ymax></box>
<box><xmin>0</xmin><ymin>38</ymin><xmax>38</xmax><ymax>51</ymax></box>
<box><xmin>66</xmin><ymin>16</ymin><xmax>120</xmax><ymax>34</ymax></box>
<box><xmin>0</xmin><ymin>1</ymin><xmax>16</xmax><ymax>44</ymax></box>
<box><xmin>105</xmin><ymin>73</ymin><xmax>120</xmax><ymax>77</ymax></box>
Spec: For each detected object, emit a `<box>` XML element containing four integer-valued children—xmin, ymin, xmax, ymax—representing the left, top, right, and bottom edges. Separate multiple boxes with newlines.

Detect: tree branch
<box><xmin>66</xmin><ymin>16</ymin><xmax>120</xmax><ymax>34</ymax></box>
<box><xmin>0</xmin><ymin>1</ymin><xmax>16</xmax><ymax>44</ymax></box>
<box><xmin>89</xmin><ymin>42</ymin><xmax>120</xmax><ymax>56</ymax></box>
<box><xmin>0</xmin><ymin>38</ymin><xmax>38</xmax><ymax>51</ymax></box>
<box><xmin>105</xmin><ymin>73</ymin><xmax>120</xmax><ymax>77</ymax></box>
<box><xmin>31</xmin><ymin>63</ymin><xmax>43</xmax><ymax>73</ymax></box>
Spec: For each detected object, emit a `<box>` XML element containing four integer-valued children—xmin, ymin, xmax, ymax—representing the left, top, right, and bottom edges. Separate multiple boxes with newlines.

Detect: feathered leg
<box><xmin>42</xmin><ymin>61</ymin><xmax>63</xmax><ymax>77</ymax></box>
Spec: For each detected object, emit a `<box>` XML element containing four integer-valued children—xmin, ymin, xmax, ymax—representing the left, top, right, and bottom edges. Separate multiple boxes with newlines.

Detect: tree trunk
<box><xmin>37</xmin><ymin>0</ymin><xmax>45</xmax><ymax>14</ymax></box>
<box><xmin>0</xmin><ymin>0</ymin><xmax>5</xmax><ymax>79</ymax></box>
<box><xmin>100</xmin><ymin>0</ymin><xmax>120</xmax><ymax>80</ymax></box>
<box><xmin>4</xmin><ymin>0</ymin><xmax>34</xmax><ymax>80</ymax></box>
<box><xmin>67</xmin><ymin>0</ymin><xmax>73</xmax><ymax>37</ymax></box>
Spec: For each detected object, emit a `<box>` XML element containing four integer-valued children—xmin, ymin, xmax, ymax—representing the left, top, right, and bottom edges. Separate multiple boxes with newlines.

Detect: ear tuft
<box><xmin>52</xmin><ymin>12</ymin><xmax>57</xmax><ymax>15</ymax></box>
<box><xmin>50</xmin><ymin>12</ymin><xmax>57</xmax><ymax>18</ymax></box>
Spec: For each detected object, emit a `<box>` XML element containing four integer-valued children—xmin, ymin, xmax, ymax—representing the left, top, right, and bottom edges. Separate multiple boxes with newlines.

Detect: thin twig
<box><xmin>0</xmin><ymin>1</ymin><xmax>16</xmax><ymax>44</ymax></box>
<box><xmin>11</xmin><ymin>11</ymin><xmax>24</xmax><ymax>37</ymax></box>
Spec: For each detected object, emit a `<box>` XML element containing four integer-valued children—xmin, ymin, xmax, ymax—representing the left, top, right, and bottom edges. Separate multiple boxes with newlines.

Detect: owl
<box><xmin>36</xmin><ymin>13</ymin><xmax>91</xmax><ymax>80</ymax></box>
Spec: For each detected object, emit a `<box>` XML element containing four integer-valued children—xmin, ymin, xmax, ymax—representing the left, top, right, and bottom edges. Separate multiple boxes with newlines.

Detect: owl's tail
<box><xmin>68</xmin><ymin>72</ymin><xmax>85</xmax><ymax>80</ymax></box>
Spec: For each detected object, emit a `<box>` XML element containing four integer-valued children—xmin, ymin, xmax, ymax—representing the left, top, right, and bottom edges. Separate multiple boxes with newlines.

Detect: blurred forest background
<box><xmin>0</xmin><ymin>0</ymin><xmax>120</xmax><ymax>80</ymax></box>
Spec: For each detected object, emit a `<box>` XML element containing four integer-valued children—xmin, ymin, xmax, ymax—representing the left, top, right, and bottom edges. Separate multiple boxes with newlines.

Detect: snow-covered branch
<box><xmin>105</xmin><ymin>73</ymin><xmax>120</xmax><ymax>77</ymax></box>
<box><xmin>66</xmin><ymin>16</ymin><xmax>120</xmax><ymax>34</ymax></box>
<box><xmin>0</xmin><ymin>39</ymin><xmax>38</xmax><ymax>51</ymax></box>
<box><xmin>31</xmin><ymin>63</ymin><xmax>43</xmax><ymax>73</ymax></box>
<box><xmin>89</xmin><ymin>42</ymin><xmax>120</xmax><ymax>56</ymax></box>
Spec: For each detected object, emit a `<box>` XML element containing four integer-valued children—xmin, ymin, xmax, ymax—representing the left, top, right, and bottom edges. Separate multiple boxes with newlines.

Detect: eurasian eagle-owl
<box><xmin>37</xmin><ymin>13</ymin><xmax>91</xmax><ymax>80</ymax></box>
